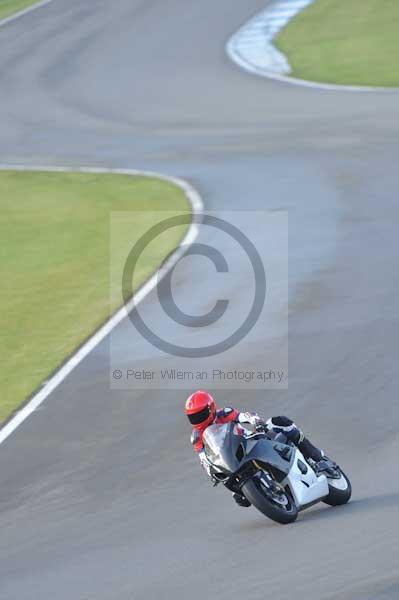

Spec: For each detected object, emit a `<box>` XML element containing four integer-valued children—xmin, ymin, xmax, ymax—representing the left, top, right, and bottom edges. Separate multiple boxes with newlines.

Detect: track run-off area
<box><xmin>0</xmin><ymin>2</ymin><xmax>399</xmax><ymax>599</ymax></box>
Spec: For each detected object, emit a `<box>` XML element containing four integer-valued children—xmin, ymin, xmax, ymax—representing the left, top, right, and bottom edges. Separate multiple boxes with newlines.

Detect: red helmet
<box><xmin>185</xmin><ymin>390</ymin><xmax>216</xmax><ymax>428</ymax></box>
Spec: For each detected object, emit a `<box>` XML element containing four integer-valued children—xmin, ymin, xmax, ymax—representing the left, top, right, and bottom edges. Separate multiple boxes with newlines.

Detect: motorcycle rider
<box><xmin>185</xmin><ymin>390</ymin><xmax>324</xmax><ymax>507</ymax></box>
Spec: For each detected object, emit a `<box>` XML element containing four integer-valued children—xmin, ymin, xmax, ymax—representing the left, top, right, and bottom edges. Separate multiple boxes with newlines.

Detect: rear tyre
<box><xmin>242</xmin><ymin>477</ymin><xmax>298</xmax><ymax>524</ymax></box>
<box><xmin>323</xmin><ymin>470</ymin><xmax>352</xmax><ymax>506</ymax></box>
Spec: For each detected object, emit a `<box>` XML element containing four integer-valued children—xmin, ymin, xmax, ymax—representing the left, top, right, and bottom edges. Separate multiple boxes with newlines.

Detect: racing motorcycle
<box><xmin>203</xmin><ymin>421</ymin><xmax>352</xmax><ymax>524</ymax></box>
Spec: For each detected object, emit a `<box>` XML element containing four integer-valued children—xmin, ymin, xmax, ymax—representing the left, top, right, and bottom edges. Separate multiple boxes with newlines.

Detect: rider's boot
<box><xmin>232</xmin><ymin>492</ymin><xmax>251</xmax><ymax>507</ymax></box>
<box><xmin>298</xmin><ymin>436</ymin><xmax>324</xmax><ymax>462</ymax></box>
<box><xmin>298</xmin><ymin>435</ymin><xmax>338</xmax><ymax>474</ymax></box>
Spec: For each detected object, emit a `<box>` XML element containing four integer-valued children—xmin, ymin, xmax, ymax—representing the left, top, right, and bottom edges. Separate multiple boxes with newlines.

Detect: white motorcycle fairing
<box><xmin>282</xmin><ymin>448</ymin><xmax>329</xmax><ymax>508</ymax></box>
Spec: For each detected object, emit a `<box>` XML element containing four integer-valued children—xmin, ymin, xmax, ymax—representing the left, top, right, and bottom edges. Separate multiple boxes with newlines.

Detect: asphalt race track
<box><xmin>1</xmin><ymin>2</ymin><xmax>399</xmax><ymax>599</ymax></box>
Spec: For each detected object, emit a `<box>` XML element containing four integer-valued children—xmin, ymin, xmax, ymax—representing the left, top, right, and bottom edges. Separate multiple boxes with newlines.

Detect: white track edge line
<box><xmin>226</xmin><ymin>6</ymin><xmax>399</xmax><ymax>93</ymax></box>
<box><xmin>0</xmin><ymin>164</ymin><xmax>204</xmax><ymax>445</ymax></box>
<box><xmin>0</xmin><ymin>0</ymin><xmax>54</xmax><ymax>28</ymax></box>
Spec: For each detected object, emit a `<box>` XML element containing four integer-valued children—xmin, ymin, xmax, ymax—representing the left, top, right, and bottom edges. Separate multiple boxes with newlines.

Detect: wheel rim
<box><xmin>328</xmin><ymin>472</ymin><xmax>348</xmax><ymax>491</ymax></box>
<box><xmin>258</xmin><ymin>478</ymin><xmax>292</xmax><ymax>510</ymax></box>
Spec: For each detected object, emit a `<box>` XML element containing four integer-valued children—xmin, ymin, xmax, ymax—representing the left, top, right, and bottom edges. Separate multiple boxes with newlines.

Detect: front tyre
<box><xmin>242</xmin><ymin>477</ymin><xmax>298</xmax><ymax>524</ymax></box>
<box><xmin>323</xmin><ymin>469</ymin><xmax>352</xmax><ymax>506</ymax></box>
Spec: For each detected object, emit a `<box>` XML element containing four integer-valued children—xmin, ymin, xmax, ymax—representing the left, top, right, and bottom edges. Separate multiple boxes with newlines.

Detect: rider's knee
<box><xmin>268</xmin><ymin>416</ymin><xmax>302</xmax><ymax>445</ymax></box>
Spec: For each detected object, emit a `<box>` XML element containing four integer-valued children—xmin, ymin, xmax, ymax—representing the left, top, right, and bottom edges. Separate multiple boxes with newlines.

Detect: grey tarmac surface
<box><xmin>1</xmin><ymin>1</ymin><xmax>399</xmax><ymax>599</ymax></box>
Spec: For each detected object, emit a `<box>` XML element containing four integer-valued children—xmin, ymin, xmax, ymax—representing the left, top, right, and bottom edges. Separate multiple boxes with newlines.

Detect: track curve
<box><xmin>1</xmin><ymin>2</ymin><xmax>399</xmax><ymax>599</ymax></box>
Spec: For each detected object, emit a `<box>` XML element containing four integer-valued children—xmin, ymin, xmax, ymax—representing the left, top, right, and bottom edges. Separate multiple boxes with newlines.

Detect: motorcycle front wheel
<box><xmin>241</xmin><ymin>477</ymin><xmax>298</xmax><ymax>524</ymax></box>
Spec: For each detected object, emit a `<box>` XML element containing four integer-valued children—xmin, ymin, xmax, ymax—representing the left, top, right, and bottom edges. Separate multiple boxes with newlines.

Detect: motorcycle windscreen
<box><xmin>203</xmin><ymin>423</ymin><xmax>239</xmax><ymax>472</ymax></box>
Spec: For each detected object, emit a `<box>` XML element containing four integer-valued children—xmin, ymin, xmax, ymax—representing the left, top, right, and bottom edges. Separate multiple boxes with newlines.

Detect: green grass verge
<box><xmin>0</xmin><ymin>0</ymin><xmax>43</xmax><ymax>20</ymax></box>
<box><xmin>275</xmin><ymin>0</ymin><xmax>399</xmax><ymax>87</ymax></box>
<box><xmin>0</xmin><ymin>170</ymin><xmax>190</xmax><ymax>422</ymax></box>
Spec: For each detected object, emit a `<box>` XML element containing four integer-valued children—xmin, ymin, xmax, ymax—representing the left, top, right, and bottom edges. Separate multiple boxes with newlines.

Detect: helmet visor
<box><xmin>187</xmin><ymin>406</ymin><xmax>211</xmax><ymax>425</ymax></box>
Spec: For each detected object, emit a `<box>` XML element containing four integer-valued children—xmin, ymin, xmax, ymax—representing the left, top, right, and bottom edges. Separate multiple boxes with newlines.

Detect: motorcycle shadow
<box><xmin>237</xmin><ymin>492</ymin><xmax>399</xmax><ymax>530</ymax></box>
<box><xmin>295</xmin><ymin>491</ymin><xmax>399</xmax><ymax>526</ymax></box>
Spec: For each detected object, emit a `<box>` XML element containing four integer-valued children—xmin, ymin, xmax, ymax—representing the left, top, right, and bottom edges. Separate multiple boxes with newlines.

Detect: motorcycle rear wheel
<box><xmin>322</xmin><ymin>469</ymin><xmax>352</xmax><ymax>506</ymax></box>
<box><xmin>242</xmin><ymin>477</ymin><xmax>298</xmax><ymax>524</ymax></box>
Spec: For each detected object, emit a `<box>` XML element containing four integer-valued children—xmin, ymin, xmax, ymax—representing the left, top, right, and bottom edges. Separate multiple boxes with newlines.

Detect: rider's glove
<box><xmin>239</xmin><ymin>412</ymin><xmax>265</xmax><ymax>429</ymax></box>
